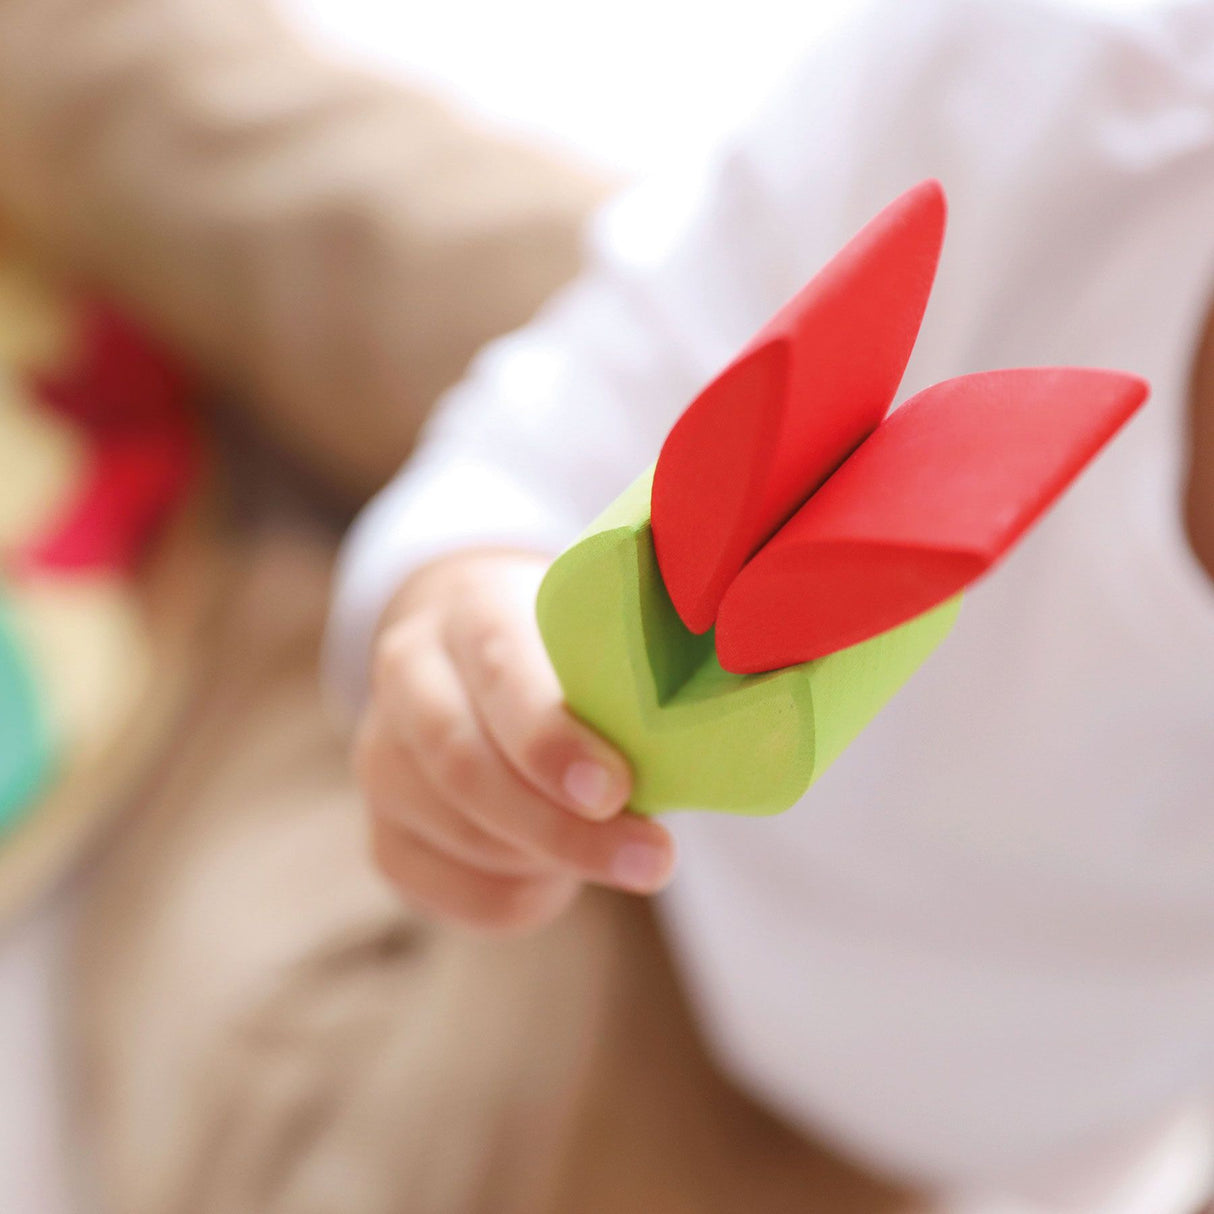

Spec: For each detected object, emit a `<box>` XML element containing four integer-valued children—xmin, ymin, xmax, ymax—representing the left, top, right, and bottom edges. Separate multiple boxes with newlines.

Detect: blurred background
<box><xmin>288</xmin><ymin>0</ymin><xmax>864</xmax><ymax>176</ymax></box>
<box><xmin>0</xmin><ymin>0</ymin><xmax>1168</xmax><ymax>1210</ymax></box>
<box><xmin>284</xmin><ymin>0</ymin><xmax>1174</xmax><ymax>176</ymax></box>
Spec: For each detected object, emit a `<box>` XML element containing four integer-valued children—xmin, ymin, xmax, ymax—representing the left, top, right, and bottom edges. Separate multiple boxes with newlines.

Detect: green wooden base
<box><xmin>538</xmin><ymin>469</ymin><xmax>959</xmax><ymax>816</ymax></box>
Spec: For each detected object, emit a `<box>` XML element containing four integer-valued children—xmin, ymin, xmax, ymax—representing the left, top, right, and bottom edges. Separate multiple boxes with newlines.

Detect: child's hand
<box><xmin>355</xmin><ymin>551</ymin><xmax>677</xmax><ymax>933</ymax></box>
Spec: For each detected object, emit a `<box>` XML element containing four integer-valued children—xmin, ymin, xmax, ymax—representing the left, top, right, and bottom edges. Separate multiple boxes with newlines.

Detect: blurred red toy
<box><xmin>18</xmin><ymin>302</ymin><xmax>199</xmax><ymax>573</ymax></box>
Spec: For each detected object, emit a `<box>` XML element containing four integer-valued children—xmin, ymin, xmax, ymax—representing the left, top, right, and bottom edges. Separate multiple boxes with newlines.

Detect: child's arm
<box><xmin>333</xmin><ymin>1</ymin><xmax>972</xmax><ymax>928</ymax></box>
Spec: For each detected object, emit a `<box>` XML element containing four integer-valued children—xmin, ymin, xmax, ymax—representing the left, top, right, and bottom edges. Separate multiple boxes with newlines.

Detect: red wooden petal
<box><xmin>651</xmin><ymin>179</ymin><xmax>947</xmax><ymax>633</ymax></box>
<box><xmin>715</xmin><ymin>367</ymin><xmax>1149</xmax><ymax>673</ymax></box>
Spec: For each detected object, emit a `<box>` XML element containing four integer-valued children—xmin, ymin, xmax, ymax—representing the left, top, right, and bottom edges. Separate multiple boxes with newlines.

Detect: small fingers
<box><xmin>378</xmin><ymin>629</ymin><xmax>675</xmax><ymax>894</ymax></box>
<box><xmin>445</xmin><ymin>588</ymin><xmax>633</xmax><ymax>821</ymax></box>
<box><xmin>354</xmin><ymin>717</ymin><xmax>553</xmax><ymax>880</ymax></box>
<box><xmin>369</xmin><ymin>819</ymin><xmax>579</xmax><ymax>935</ymax></box>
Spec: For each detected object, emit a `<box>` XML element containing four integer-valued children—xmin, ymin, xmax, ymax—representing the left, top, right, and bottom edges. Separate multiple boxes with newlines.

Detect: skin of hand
<box><xmin>355</xmin><ymin>551</ymin><xmax>678</xmax><ymax>934</ymax></box>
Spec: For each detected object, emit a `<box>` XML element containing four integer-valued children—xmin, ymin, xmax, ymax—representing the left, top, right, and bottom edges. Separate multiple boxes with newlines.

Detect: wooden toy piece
<box><xmin>539</xmin><ymin>181</ymin><xmax>1150</xmax><ymax>817</ymax></box>
<box><xmin>0</xmin><ymin>599</ymin><xmax>52</xmax><ymax>832</ymax></box>
<box><xmin>0</xmin><ymin>372</ymin><xmax>82</xmax><ymax>555</ymax></box>
<box><xmin>17</xmin><ymin>435</ymin><xmax>199</xmax><ymax>572</ymax></box>
<box><xmin>715</xmin><ymin>367</ymin><xmax>1149</xmax><ymax>673</ymax></box>
<box><xmin>33</xmin><ymin>301</ymin><xmax>194</xmax><ymax>430</ymax></box>
<box><xmin>0</xmin><ymin>256</ymin><xmax>219</xmax><ymax>925</ymax></box>
<box><xmin>537</xmin><ymin>469</ymin><xmax>959</xmax><ymax>816</ymax></box>
<box><xmin>651</xmin><ymin>179</ymin><xmax>946</xmax><ymax>634</ymax></box>
<box><xmin>19</xmin><ymin>301</ymin><xmax>199</xmax><ymax>573</ymax></box>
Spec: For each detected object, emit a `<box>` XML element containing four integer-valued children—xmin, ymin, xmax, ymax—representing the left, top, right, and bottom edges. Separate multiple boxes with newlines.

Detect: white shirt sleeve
<box><xmin>323</xmin><ymin>0</ymin><xmax>1023</xmax><ymax>707</ymax></box>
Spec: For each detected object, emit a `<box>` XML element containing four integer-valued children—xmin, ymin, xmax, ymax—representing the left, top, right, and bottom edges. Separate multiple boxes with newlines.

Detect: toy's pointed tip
<box><xmin>1123</xmin><ymin>371</ymin><xmax>1151</xmax><ymax>406</ymax></box>
<box><xmin>1044</xmin><ymin>366</ymin><xmax>1151</xmax><ymax>420</ymax></box>
<box><xmin>915</xmin><ymin>177</ymin><xmax>947</xmax><ymax>209</ymax></box>
<box><xmin>900</xmin><ymin>177</ymin><xmax>948</xmax><ymax>258</ymax></box>
<box><xmin>1090</xmin><ymin>368</ymin><xmax>1150</xmax><ymax>417</ymax></box>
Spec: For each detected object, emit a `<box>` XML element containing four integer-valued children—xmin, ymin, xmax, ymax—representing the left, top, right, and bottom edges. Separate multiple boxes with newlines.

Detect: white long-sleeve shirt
<box><xmin>329</xmin><ymin>1</ymin><xmax>1214</xmax><ymax>1207</ymax></box>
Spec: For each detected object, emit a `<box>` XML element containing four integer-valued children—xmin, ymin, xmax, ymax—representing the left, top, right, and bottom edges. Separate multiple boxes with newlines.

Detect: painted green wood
<box><xmin>537</xmin><ymin>469</ymin><xmax>959</xmax><ymax>815</ymax></box>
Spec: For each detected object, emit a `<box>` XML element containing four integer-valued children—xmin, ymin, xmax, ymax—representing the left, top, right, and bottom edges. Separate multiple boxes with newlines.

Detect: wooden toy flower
<box><xmin>537</xmin><ymin>181</ymin><xmax>1147</xmax><ymax>816</ymax></box>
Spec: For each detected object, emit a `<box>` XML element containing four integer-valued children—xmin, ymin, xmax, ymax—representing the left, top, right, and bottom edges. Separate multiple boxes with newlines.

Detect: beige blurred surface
<box><xmin>0</xmin><ymin>0</ymin><xmax>601</xmax><ymax>1204</ymax></box>
<box><xmin>71</xmin><ymin>526</ymin><xmax>909</xmax><ymax>1214</ymax></box>
<box><xmin>0</xmin><ymin>0</ymin><xmax>603</xmax><ymax>506</ymax></box>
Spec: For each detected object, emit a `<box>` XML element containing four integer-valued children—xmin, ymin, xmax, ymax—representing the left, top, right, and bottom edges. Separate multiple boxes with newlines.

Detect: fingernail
<box><xmin>611</xmin><ymin>842</ymin><xmax>672</xmax><ymax>893</ymax></box>
<box><xmin>563</xmin><ymin>760</ymin><xmax>615</xmax><ymax>815</ymax></box>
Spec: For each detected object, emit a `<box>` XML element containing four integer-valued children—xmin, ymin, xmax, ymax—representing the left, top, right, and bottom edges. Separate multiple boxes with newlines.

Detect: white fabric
<box><xmin>329</xmin><ymin>0</ymin><xmax>1214</xmax><ymax>1206</ymax></box>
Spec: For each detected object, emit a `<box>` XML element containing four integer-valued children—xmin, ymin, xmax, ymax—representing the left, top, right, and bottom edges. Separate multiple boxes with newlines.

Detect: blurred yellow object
<box><xmin>0</xmin><ymin>249</ymin><xmax>83</xmax><ymax>553</ymax></box>
<box><xmin>12</xmin><ymin>575</ymin><xmax>150</xmax><ymax>763</ymax></box>
<box><xmin>0</xmin><ymin>368</ymin><xmax>83</xmax><ymax>552</ymax></box>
